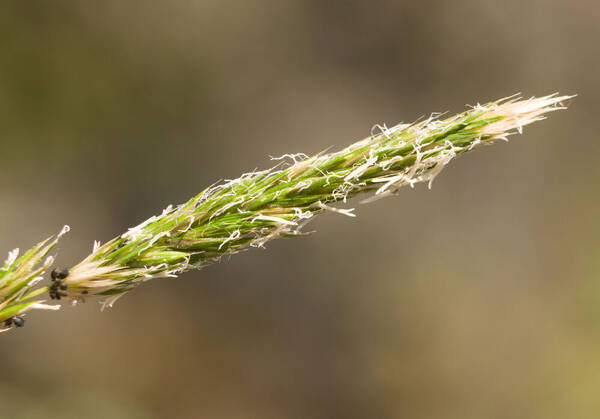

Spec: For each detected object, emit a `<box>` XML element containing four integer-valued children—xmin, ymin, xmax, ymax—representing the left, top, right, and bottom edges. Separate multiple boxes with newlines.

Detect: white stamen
<box><xmin>27</xmin><ymin>276</ymin><xmax>43</xmax><ymax>287</ymax></box>
<box><xmin>219</xmin><ymin>230</ymin><xmax>241</xmax><ymax>250</ymax></box>
<box><xmin>269</xmin><ymin>153</ymin><xmax>309</xmax><ymax>165</ymax></box>
<box><xmin>27</xmin><ymin>303</ymin><xmax>61</xmax><ymax>311</ymax></box>
<box><xmin>3</xmin><ymin>248</ymin><xmax>19</xmax><ymax>269</ymax></box>
<box><xmin>317</xmin><ymin>202</ymin><xmax>356</xmax><ymax>217</ymax></box>
<box><xmin>58</xmin><ymin>225</ymin><xmax>70</xmax><ymax>238</ymax></box>
<box><xmin>178</xmin><ymin>216</ymin><xmax>195</xmax><ymax>233</ymax></box>
<box><xmin>251</xmin><ymin>214</ymin><xmax>297</xmax><ymax>226</ymax></box>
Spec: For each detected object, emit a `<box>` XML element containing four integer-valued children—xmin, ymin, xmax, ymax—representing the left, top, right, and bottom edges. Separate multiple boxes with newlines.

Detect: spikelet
<box><xmin>0</xmin><ymin>226</ymin><xmax>69</xmax><ymax>331</ymax></box>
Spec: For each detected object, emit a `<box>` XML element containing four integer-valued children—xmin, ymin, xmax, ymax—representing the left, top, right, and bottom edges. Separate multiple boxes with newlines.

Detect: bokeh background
<box><xmin>0</xmin><ymin>1</ymin><xmax>598</xmax><ymax>418</ymax></box>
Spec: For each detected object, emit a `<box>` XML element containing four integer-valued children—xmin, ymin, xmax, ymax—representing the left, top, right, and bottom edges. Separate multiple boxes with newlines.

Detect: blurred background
<box><xmin>0</xmin><ymin>1</ymin><xmax>598</xmax><ymax>418</ymax></box>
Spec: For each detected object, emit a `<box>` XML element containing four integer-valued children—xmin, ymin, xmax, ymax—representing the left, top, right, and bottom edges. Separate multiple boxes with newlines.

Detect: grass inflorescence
<box><xmin>0</xmin><ymin>94</ymin><xmax>573</xmax><ymax>331</ymax></box>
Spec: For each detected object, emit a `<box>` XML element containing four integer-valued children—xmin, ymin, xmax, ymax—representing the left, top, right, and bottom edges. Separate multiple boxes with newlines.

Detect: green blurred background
<box><xmin>1</xmin><ymin>1</ymin><xmax>598</xmax><ymax>418</ymax></box>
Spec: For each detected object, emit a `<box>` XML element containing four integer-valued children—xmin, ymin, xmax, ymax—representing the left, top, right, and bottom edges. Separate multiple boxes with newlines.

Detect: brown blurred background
<box><xmin>0</xmin><ymin>1</ymin><xmax>598</xmax><ymax>418</ymax></box>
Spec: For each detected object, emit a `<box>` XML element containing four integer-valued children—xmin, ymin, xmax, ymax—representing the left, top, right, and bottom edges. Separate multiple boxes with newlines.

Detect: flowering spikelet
<box><xmin>56</xmin><ymin>93</ymin><xmax>572</xmax><ymax>308</ymax></box>
<box><xmin>0</xmin><ymin>226</ymin><xmax>69</xmax><ymax>331</ymax></box>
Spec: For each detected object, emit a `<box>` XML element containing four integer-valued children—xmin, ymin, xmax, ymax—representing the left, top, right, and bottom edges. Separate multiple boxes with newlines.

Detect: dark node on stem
<box><xmin>49</xmin><ymin>268</ymin><xmax>70</xmax><ymax>300</ymax></box>
<box><xmin>51</xmin><ymin>268</ymin><xmax>69</xmax><ymax>281</ymax></box>
<box><xmin>49</xmin><ymin>288</ymin><xmax>68</xmax><ymax>300</ymax></box>
<box><xmin>4</xmin><ymin>316</ymin><xmax>24</xmax><ymax>328</ymax></box>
